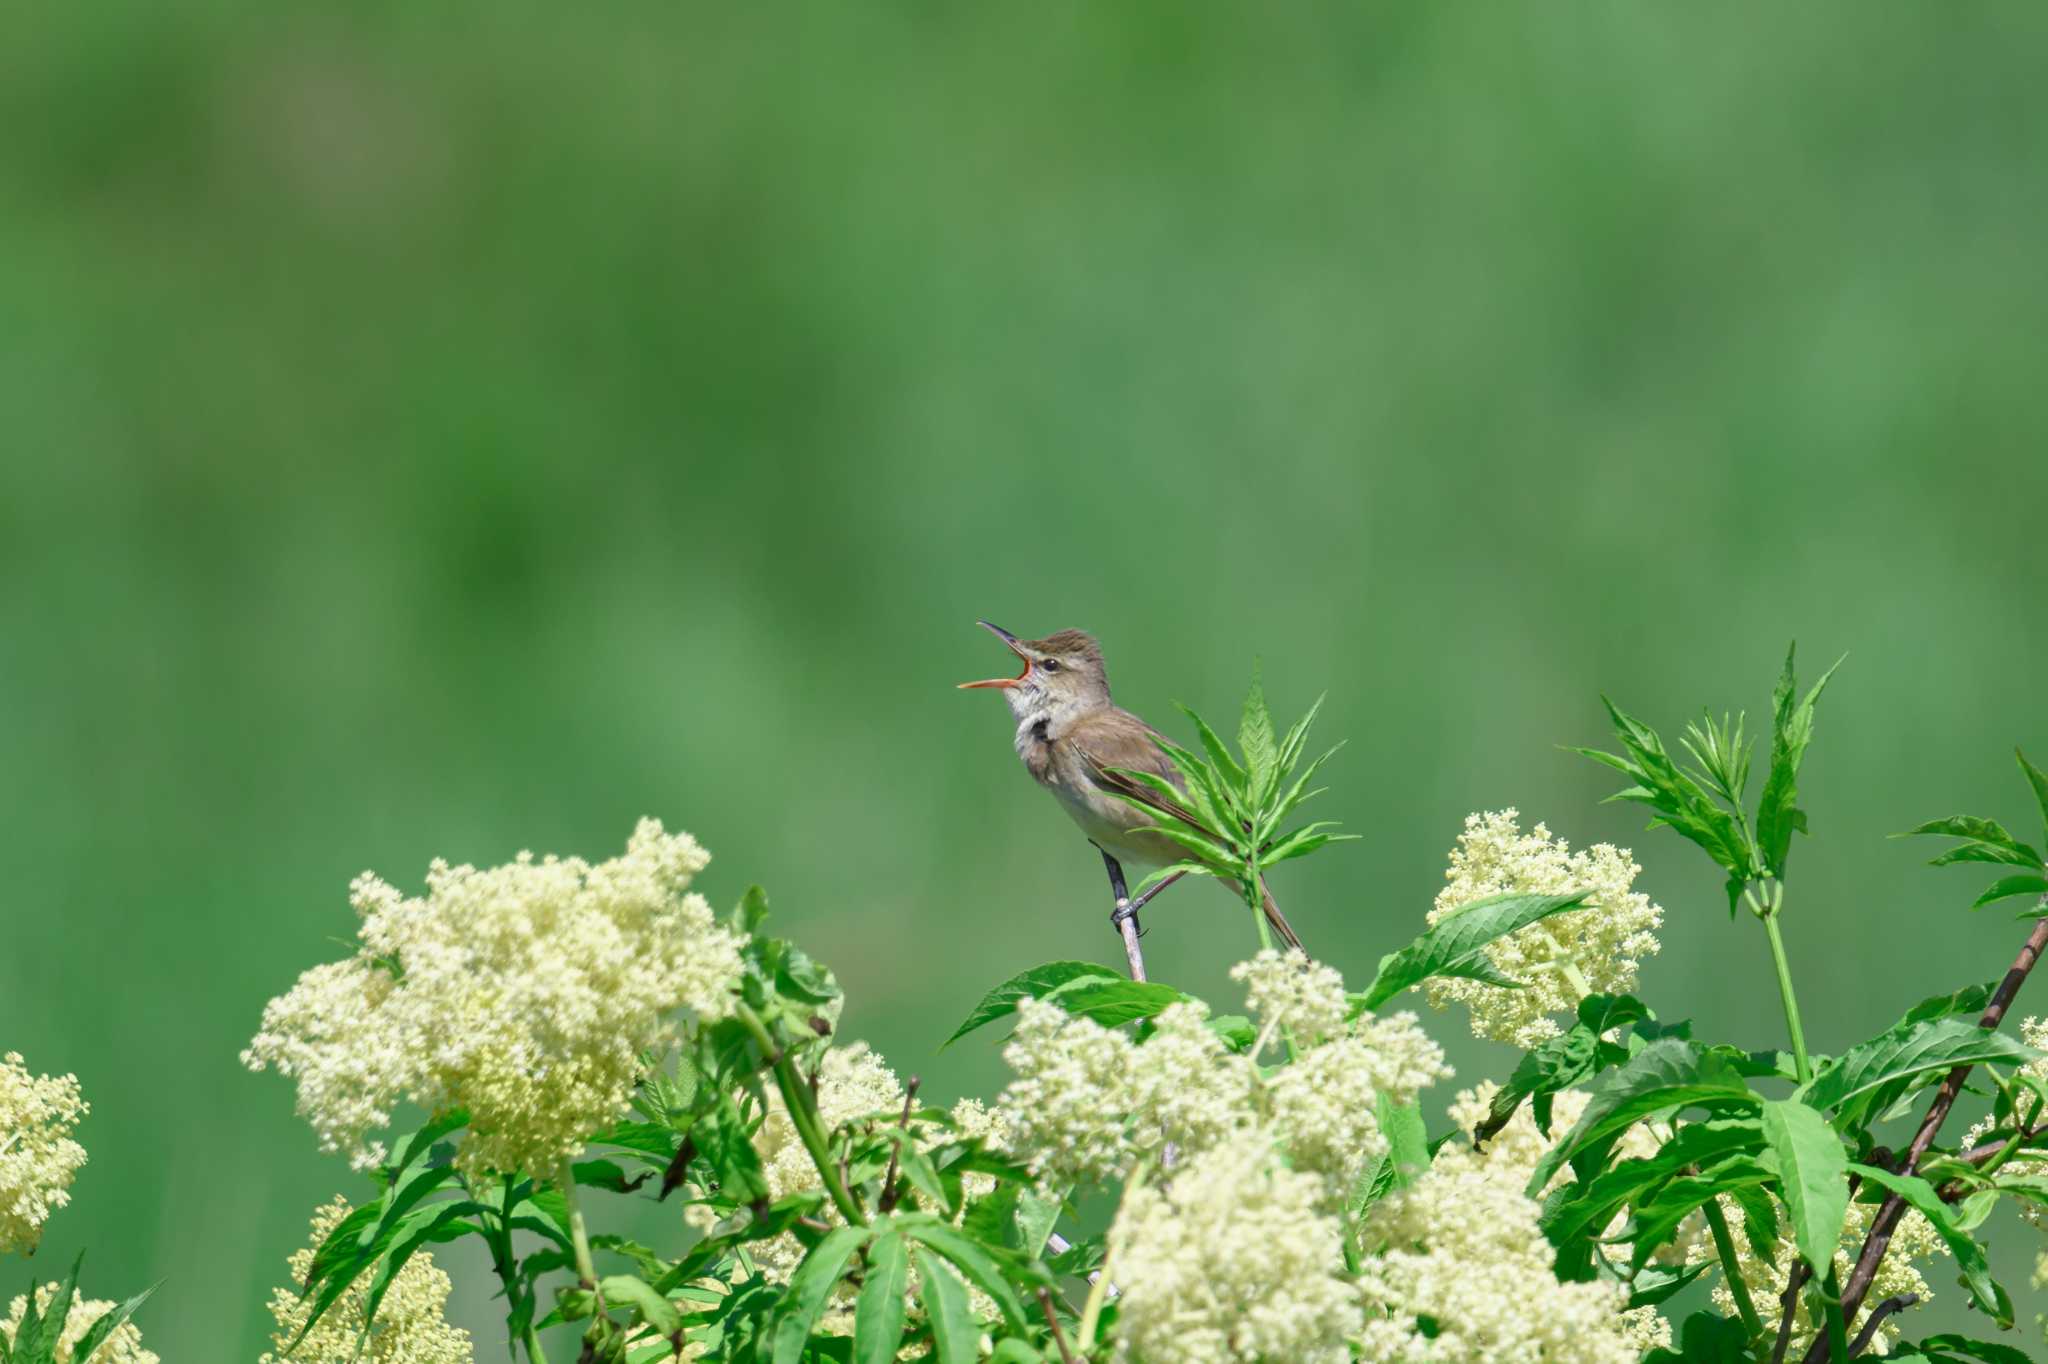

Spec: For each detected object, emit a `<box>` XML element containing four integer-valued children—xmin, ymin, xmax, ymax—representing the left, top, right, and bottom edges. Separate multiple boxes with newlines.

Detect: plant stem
<box><xmin>1702</xmin><ymin>1199</ymin><xmax>1765</xmax><ymax>1339</ymax></box>
<box><xmin>735</xmin><ymin>1001</ymin><xmax>867</xmax><ymax>1227</ymax></box>
<box><xmin>523</xmin><ymin>1325</ymin><xmax>550</xmax><ymax>1364</ymax></box>
<box><xmin>1814</xmin><ymin>1267</ymin><xmax>1850</xmax><ymax>1364</ymax></box>
<box><xmin>1757</xmin><ymin>897</ymin><xmax>1813</xmax><ymax>1085</ymax></box>
<box><xmin>1078</xmin><ymin>1160</ymin><xmax>1148</xmax><ymax>1350</ymax></box>
<box><xmin>558</xmin><ymin>1160</ymin><xmax>599</xmax><ymax>1288</ymax></box>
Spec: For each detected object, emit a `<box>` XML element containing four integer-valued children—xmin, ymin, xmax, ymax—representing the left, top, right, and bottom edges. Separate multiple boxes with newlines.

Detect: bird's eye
<box><xmin>1040</xmin><ymin>658</ymin><xmax>1061</xmax><ymax>672</ymax></box>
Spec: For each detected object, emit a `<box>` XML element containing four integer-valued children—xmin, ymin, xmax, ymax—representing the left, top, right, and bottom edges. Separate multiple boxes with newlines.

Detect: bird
<box><xmin>958</xmin><ymin>620</ymin><xmax>1303</xmax><ymax>977</ymax></box>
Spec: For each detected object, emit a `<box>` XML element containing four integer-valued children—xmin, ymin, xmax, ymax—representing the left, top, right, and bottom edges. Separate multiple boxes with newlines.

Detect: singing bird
<box><xmin>959</xmin><ymin>621</ymin><xmax>1303</xmax><ymax>974</ymax></box>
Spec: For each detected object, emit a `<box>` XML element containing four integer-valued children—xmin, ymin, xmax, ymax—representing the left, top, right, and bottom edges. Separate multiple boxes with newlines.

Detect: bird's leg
<box><xmin>1124</xmin><ymin>870</ymin><xmax>1186</xmax><ymax>918</ymax></box>
<box><xmin>1094</xmin><ymin>845</ymin><xmax>1147</xmax><ymax>982</ymax></box>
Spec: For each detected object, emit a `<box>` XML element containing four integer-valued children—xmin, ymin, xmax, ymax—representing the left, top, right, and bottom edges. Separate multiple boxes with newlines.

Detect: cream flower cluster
<box><xmin>243</xmin><ymin>819</ymin><xmax>745</xmax><ymax>1176</ymax></box>
<box><xmin>1</xmin><ymin>1284</ymin><xmax>157</xmax><ymax>1364</ymax></box>
<box><xmin>259</xmin><ymin>1196</ymin><xmax>472</xmax><ymax>1364</ymax></box>
<box><xmin>1692</xmin><ymin>1190</ymin><xmax>1946</xmax><ymax>1354</ymax></box>
<box><xmin>1109</xmin><ymin>1130</ymin><xmax>1363</xmax><ymax>1364</ymax></box>
<box><xmin>1963</xmin><ymin>1015</ymin><xmax>2048</xmax><ymax>1230</ymax></box>
<box><xmin>1428</xmin><ymin>810</ymin><xmax>1664</xmax><ymax>1046</ymax></box>
<box><xmin>998</xmin><ymin>953</ymin><xmax>1450</xmax><ymax>1193</ymax></box>
<box><xmin>0</xmin><ymin>1053</ymin><xmax>89</xmax><ymax>1256</ymax></box>
<box><xmin>1359</xmin><ymin>1137</ymin><xmax>1667</xmax><ymax>1364</ymax></box>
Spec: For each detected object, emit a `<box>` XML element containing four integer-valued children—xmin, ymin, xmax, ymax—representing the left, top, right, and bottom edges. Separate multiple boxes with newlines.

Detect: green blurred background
<box><xmin>7</xmin><ymin>1</ymin><xmax>2048</xmax><ymax>1354</ymax></box>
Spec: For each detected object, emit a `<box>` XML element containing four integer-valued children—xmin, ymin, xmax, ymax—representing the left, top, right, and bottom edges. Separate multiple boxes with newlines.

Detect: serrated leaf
<box><xmin>1238</xmin><ymin>670</ymin><xmax>1277</xmax><ymax>800</ymax></box>
<box><xmin>1176</xmin><ymin>701</ymin><xmax>1247</xmax><ymax>793</ymax></box>
<box><xmin>66</xmin><ymin>1279</ymin><xmax>159</xmax><ymax>1363</ymax></box>
<box><xmin>1625</xmin><ymin>1260</ymin><xmax>1710</xmax><ymax>1310</ymax></box>
<box><xmin>1899</xmin><ymin>815</ymin><xmax>2043</xmax><ymax>868</ymax></box>
<box><xmin>914</xmin><ymin>1249</ymin><xmax>979</xmax><ymax>1364</ymax></box>
<box><xmin>1917</xmin><ymin>1333</ymin><xmax>2036</xmax><ymax>1364</ymax></box>
<box><xmin>2020</xmin><ymin>749</ymin><xmax>2048</xmax><ymax>848</ymax></box>
<box><xmin>1971</xmin><ymin>874</ymin><xmax>2048</xmax><ymax>909</ymax></box>
<box><xmin>1848</xmin><ymin>1164</ymin><xmax>2011</xmax><ymax>1325</ymax></box>
<box><xmin>1796</xmin><ymin>1015</ymin><xmax>2043</xmax><ymax>1116</ymax></box>
<box><xmin>771</xmin><ymin>1225</ymin><xmax>870</xmax><ymax>1364</ymax></box>
<box><xmin>1757</xmin><ymin>644</ymin><xmax>1841</xmax><ymax>878</ymax></box>
<box><xmin>902</xmin><ymin>1221</ymin><xmax>1030</xmax><ymax>1331</ymax></box>
<box><xmin>1528</xmin><ymin>1040</ymin><xmax>1758</xmax><ymax>1194</ymax></box>
<box><xmin>600</xmin><ymin>1275</ymin><xmax>683</xmax><ymax>1335</ymax></box>
<box><xmin>943</xmin><ymin>962</ymin><xmax>1125</xmax><ymax>1048</ymax></box>
<box><xmin>1363</xmin><ymin>891</ymin><xmax>1590</xmax><ymax>1009</ymax></box>
<box><xmin>1378</xmin><ymin>1091</ymin><xmax>1429</xmax><ymax>1191</ymax></box>
<box><xmin>1043</xmin><ymin>978</ymin><xmax>1190</xmax><ymax>1028</ymax></box>
<box><xmin>1930</xmin><ymin>841</ymin><xmax>2045</xmax><ymax>870</ymax></box>
<box><xmin>1759</xmin><ymin>1099</ymin><xmax>1848</xmax><ymax>1273</ymax></box>
<box><xmin>854</xmin><ymin>1230</ymin><xmax>910</xmax><ymax>1364</ymax></box>
<box><xmin>1542</xmin><ymin>1118</ymin><xmax>1762</xmax><ymax>1249</ymax></box>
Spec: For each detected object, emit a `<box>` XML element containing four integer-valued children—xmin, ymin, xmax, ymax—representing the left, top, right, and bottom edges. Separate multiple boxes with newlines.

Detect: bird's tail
<box><xmin>1258</xmin><ymin>881</ymin><xmax>1305</xmax><ymax>953</ymax></box>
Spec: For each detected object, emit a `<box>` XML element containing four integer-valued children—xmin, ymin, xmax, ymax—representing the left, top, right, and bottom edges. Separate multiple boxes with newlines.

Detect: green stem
<box><xmin>523</xmin><ymin>1325</ymin><xmax>550</xmax><ymax>1364</ymax></box>
<box><xmin>1702</xmin><ymin>1199</ymin><xmax>1764</xmax><ymax>1339</ymax></box>
<box><xmin>1758</xmin><ymin>903</ymin><xmax>1813</xmax><ymax>1085</ymax></box>
<box><xmin>1814</xmin><ymin>1266</ymin><xmax>1850</xmax><ymax>1363</ymax></box>
<box><xmin>735</xmin><ymin>1001</ymin><xmax>867</xmax><ymax>1227</ymax></box>
<box><xmin>1078</xmin><ymin>1159</ymin><xmax>1148</xmax><ymax>1350</ymax></box>
<box><xmin>558</xmin><ymin>1159</ymin><xmax>599</xmax><ymax>1289</ymax></box>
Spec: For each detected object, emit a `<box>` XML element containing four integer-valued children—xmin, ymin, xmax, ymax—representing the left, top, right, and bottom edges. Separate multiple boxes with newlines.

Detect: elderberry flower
<box><xmin>1360</xmin><ymin>1141</ymin><xmax>1663</xmax><ymax>1363</ymax></box>
<box><xmin>0</xmin><ymin>1053</ymin><xmax>88</xmax><ymax>1256</ymax></box>
<box><xmin>1268</xmin><ymin>1015</ymin><xmax>1451</xmax><ymax>1195</ymax></box>
<box><xmin>259</xmin><ymin>1196</ymin><xmax>471</xmax><ymax>1364</ymax></box>
<box><xmin>1691</xmin><ymin>1192</ymin><xmax>1945</xmax><ymax>1355</ymax></box>
<box><xmin>1109</xmin><ymin>1130</ymin><xmax>1362</xmax><ymax>1364</ymax></box>
<box><xmin>244</xmin><ymin>819</ymin><xmax>745</xmax><ymax>1176</ymax></box>
<box><xmin>1963</xmin><ymin>1016</ymin><xmax>2048</xmax><ymax>1229</ymax></box>
<box><xmin>1427</xmin><ymin>810</ymin><xmax>1664</xmax><ymax>1047</ymax></box>
<box><xmin>1232</xmin><ymin>950</ymin><xmax>1350</xmax><ymax>1045</ymax></box>
<box><xmin>1</xmin><ymin>1285</ymin><xmax>157</xmax><ymax>1364</ymax></box>
<box><xmin>998</xmin><ymin>998</ymin><xmax>1140</xmax><ymax>1186</ymax></box>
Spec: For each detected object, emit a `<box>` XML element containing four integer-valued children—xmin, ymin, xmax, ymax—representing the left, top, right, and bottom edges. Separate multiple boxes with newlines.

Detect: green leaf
<box><xmin>600</xmin><ymin>1275</ymin><xmax>683</xmax><ymax>1335</ymax></box>
<box><xmin>854</xmin><ymin>1230</ymin><xmax>910</xmax><ymax>1364</ymax></box>
<box><xmin>771</xmin><ymin>1225</ymin><xmax>871</xmax><ymax>1364</ymax></box>
<box><xmin>1175</xmin><ymin>701</ymin><xmax>1246</xmax><ymax>793</ymax></box>
<box><xmin>1795</xmin><ymin>1015</ymin><xmax>2043</xmax><ymax>1116</ymax></box>
<box><xmin>902</xmin><ymin>1220</ymin><xmax>1031</xmax><ymax>1331</ymax></box>
<box><xmin>1043</xmin><ymin>978</ymin><xmax>1191</xmax><ymax>1029</ymax></box>
<box><xmin>1258</xmin><ymin>820</ymin><xmax>1354</xmax><ymax>870</ymax></box>
<box><xmin>1759</xmin><ymin>1099</ymin><xmax>1848</xmax><ymax>1274</ymax></box>
<box><xmin>943</xmin><ymin>962</ymin><xmax>1124</xmax><ymax>1048</ymax></box>
<box><xmin>1899</xmin><ymin>814</ymin><xmax>2043</xmax><ymax>868</ymax></box>
<box><xmin>1929</xmin><ymin>841</ymin><xmax>2045</xmax><ymax>870</ymax></box>
<box><xmin>1541</xmin><ymin>1118</ymin><xmax>1762</xmax><ymax>1249</ymax></box>
<box><xmin>1527</xmin><ymin>1039</ymin><xmax>1757</xmax><ymax>1194</ymax></box>
<box><xmin>1756</xmin><ymin>644</ymin><xmax>1842</xmax><ymax>878</ymax></box>
<box><xmin>914</xmin><ymin>1249</ymin><xmax>979</xmax><ymax>1364</ymax></box>
<box><xmin>1847</xmin><ymin>1164</ymin><xmax>2011</xmax><ymax>1326</ymax></box>
<box><xmin>1577</xmin><ymin>695</ymin><xmax>1753</xmax><ymax>883</ymax></box>
<box><xmin>1238</xmin><ymin>669</ymin><xmax>1277</xmax><ymax>800</ymax></box>
<box><xmin>1644</xmin><ymin>1311</ymin><xmax>1751</xmax><ymax>1364</ymax></box>
<box><xmin>66</xmin><ymin>1279</ymin><xmax>159</xmax><ymax>1363</ymax></box>
<box><xmin>735</xmin><ymin>884</ymin><xmax>771</xmax><ymax>934</ymax></box>
<box><xmin>1916</xmin><ymin>1333</ymin><xmax>2036</xmax><ymax>1364</ymax></box>
<box><xmin>1363</xmin><ymin>891</ymin><xmax>1591</xmax><ymax>1009</ymax></box>
<box><xmin>1971</xmin><ymin>874</ymin><xmax>2048</xmax><ymax>909</ymax></box>
<box><xmin>1377</xmin><ymin>1091</ymin><xmax>1430</xmax><ymax>1191</ymax></box>
<box><xmin>1625</xmin><ymin>1261</ymin><xmax>1710</xmax><ymax>1310</ymax></box>
<box><xmin>2020</xmin><ymin>749</ymin><xmax>2048</xmax><ymax>847</ymax></box>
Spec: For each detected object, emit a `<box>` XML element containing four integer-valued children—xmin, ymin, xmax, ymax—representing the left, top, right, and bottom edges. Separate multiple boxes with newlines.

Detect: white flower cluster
<box><xmin>1428</xmin><ymin>810</ymin><xmax>1664</xmax><ymax>1046</ymax></box>
<box><xmin>259</xmin><ymin>1196</ymin><xmax>473</xmax><ymax>1364</ymax></box>
<box><xmin>1692</xmin><ymin>1191</ymin><xmax>1946</xmax><ymax>1355</ymax></box>
<box><xmin>998</xmin><ymin>952</ymin><xmax>1450</xmax><ymax>1194</ymax></box>
<box><xmin>0</xmin><ymin>1284</ymin><xmax>157</xmax><ymax>1364</ymax></box>
<box><xmin>243</xmin><ymin>819</ymin><xmax>745</xmax><ymax>1176</ymax></box>
<box><xmin>1109</xmin><ymin>1130</ymin><xmax>1363</xmax><ymax>1364</ymax></box>
<box><xmin>0</xmin><ymin>1052</ymin><xmax>89</xmax><ymax>1256</ymax></box>
<box><xmin>1360</xmin><ymin>1135</ymin><xmax>1667</xmax><ymax>1364</ymax></box>
<box><xmin>1963</xmin><ymin>1016</ymin><xmax>2048</xmax><ymax>1229</ymax></box>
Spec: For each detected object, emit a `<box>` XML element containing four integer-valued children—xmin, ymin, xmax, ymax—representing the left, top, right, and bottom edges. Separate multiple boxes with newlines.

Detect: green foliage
<box><xmin>1362</xmin><ymin>890</ymin><xmax>1592</xmax><ymax>1009</ymax></box>
<box><xmin>0</xmin><ymin>1255</ymin><xmax>155</xmax><ymax>1364</ymax></box>
<box><xmin>1108</xmin><ymin>679</ymin><xmax>1356</xmax><ymax>908</ymax></box>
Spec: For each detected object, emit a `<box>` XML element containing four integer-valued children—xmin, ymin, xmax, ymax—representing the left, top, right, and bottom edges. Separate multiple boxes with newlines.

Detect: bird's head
<box><xmin>958</xmin><ymin>621</ymin><xmax>1111</xmax><ymax>721</ymax></box>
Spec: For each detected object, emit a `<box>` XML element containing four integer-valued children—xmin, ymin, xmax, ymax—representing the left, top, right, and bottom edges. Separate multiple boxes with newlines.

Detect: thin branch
<box><xmin>1038</xmin><ymin>1287</ymin><xmax>1079</xmax><ymax>1364</ymax></box>
<box><xmin>1802</xmin><ymin>907</ymin><xmax>2048</xmax><ymax>1363</ymax></box>
<box><xmin>877</xmin><ymin>1077</ymin><xmax>920</xmax><ymax>1214</ymax></box>
<box><xmin>1846</xmin><ymin>1295</ymin><xmax>1918</xmax><ymax>1357</ymax></box>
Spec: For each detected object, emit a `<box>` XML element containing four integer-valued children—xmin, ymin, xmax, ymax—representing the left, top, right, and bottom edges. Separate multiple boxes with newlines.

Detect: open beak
<box><xmin>957</xmin><ymin>620</ymin><xmax>1031</xmax><ymax>690</ymax></box>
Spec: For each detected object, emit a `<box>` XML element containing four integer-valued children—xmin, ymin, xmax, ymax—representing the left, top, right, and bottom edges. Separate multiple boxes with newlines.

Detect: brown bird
<box><xmin>959</xmin><ymin>621</ymin><xmax>1303</xmax><ymax>978</ymax></box>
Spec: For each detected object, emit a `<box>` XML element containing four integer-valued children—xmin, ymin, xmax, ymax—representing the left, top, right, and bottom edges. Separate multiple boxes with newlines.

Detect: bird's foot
<box><xmin>1108</xmin><ymin>901</ymin><xmax>1145</xmax><ymax>937</ymax></box>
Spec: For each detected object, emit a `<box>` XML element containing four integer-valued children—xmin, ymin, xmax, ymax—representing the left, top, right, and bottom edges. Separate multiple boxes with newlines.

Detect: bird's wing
<box><xmin>1066</xmin><ymin>708</ymin><xmax>1213</xmax><ymax>834</ymax></box>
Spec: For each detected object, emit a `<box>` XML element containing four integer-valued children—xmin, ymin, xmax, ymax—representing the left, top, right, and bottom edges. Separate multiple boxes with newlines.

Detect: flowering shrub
<box><xmin>10</xmin><ymin>648</ymin><xmax>2048</xmax><ymax>1363</ymax></box>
